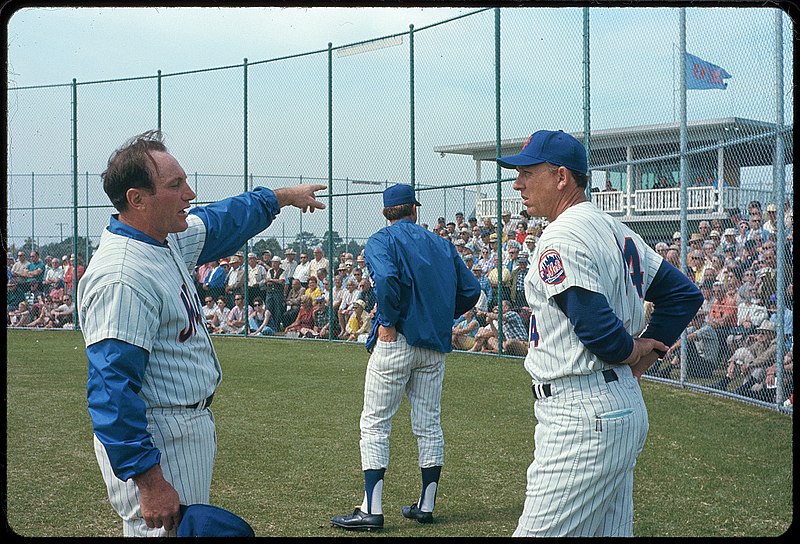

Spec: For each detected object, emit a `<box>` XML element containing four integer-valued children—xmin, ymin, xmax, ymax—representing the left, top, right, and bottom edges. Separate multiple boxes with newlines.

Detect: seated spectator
<box><xmin>301</xmin><ymin>296</ymin><xmax>331</xmax><ymax>338</ymax></box>
<box><xmin>220</xmin><ymin>294</ymin><xmax>250</xmax><ymax>334</ymax></box>
<box><xmin>329</xmin><ymin>274</ymin><xmax>345</xmax><ymax>311</ymax></box>
<box><xmin>50</xmin><ymin>294</ymin><xmax>74</xmax><ymax>328</ymax></box>
<box><xmin>248</xmin><ymin>297</ymin><xmax>276</xmax><ymax>336</ymax></box>
<box><xmin>285</xmin><ymin>295</ymin><xmax>315</xmax><ymax>335</ymax></box>
<box><xmin>284</xmin><ymin>278</ymin><xmax>305</xmax><ymax>327</ymax></box>
<box><xmin>452</xmin><ymin>307</ymin><xmax>481</xmax><ymax>351</ymax></box>
<box><xmin>510</xmin><ymin>255</ymin><xmax>529</xmax><ymax>311</ymax></box>
<box><xmin>750</xmin><ymin>343</ymin><xmax>793</xmax><ymax>403</ymax></box>
<box><xmin>345</xmin><ymin>299</ymin><xmax>372</xmax><ymax>342</ymax></box>
<box><xmin>210</xmin><ymin>298</ymin><xmax>229</xmax><ymax>333</ymax></box>
<box><xmin>469</xmin><ymin>300</ymin><xmax>528</xmax><ymax>356</ymax></box>
<box><xmin>654</xmin><ymin>310</ymin><xmax>719</xmax><ymax>379</ymax></box>
<box><xmin>42</xmin><ymin>256</ymin><xmax>65</xmax><ymax>297</ymax></box>
<box><xmin>358</xmin><ymin>278</ymin><xmax>376</xmax><ymax>316</ymax></box>
<box><xmin>304</xmin><ymin>275</ymin><xmax>322</xmax><ymax>302</ymax></box>
<box><xmin>337</xmin><ymin>278</ymin><xmax>362</xmax><ymax>338</ymax></box>
<box><xmin>9</xmin><ymin>300</ymin><xmax>31</xmax><ymax>327</ymax></box>
<box><xmin>713</xmin><ymin>319</ymin><xmax>777</xmax><ymax>392</ymax></box>
<box><xmin>201</xmin><ymin>295</ymin><xmax>217</xmax><ymax>333</ymax></box>
<box><xmin>726</xmin><ymin>296</ymin><xmax>768</xmax><ymax>351</ymax></box>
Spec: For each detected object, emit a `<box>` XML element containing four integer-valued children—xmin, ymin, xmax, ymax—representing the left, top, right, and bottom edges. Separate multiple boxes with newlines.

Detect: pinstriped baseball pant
<box><xmin>514</xmin><ymin>366</ymin><xmax>649</xmax><ymax>537</ymax></box>
<box><xmin>359</xmin><ymin>333</ymin><xmax>446</xmax><ymax>471</ymax></box>
<box><xmin>93</xmin><ymin>406</ymin><xmax>217</xmax><ymax>537</ymax></box>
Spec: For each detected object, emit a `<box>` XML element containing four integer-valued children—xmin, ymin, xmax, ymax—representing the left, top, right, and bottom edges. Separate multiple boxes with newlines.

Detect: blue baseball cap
<box><xmin>383</xmin><ymin>184</ymin><xmax>422</xmax><ymax>207</ymax></box>
<box><xmin>497</xmin><ymin>130</ymin><xmax>588</xmax><ymax>175</ymax></box>
<box><xmin>177</xmin><ymin>504</ymin><xmax>255</xmax><ymax>537</ymax></box>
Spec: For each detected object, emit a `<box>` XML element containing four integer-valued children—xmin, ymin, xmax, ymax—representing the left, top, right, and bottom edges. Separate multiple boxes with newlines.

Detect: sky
<box><xmin>4</xmin><ymin>5</ymin><xmax>794</xmax><ymax>248</ymax></box>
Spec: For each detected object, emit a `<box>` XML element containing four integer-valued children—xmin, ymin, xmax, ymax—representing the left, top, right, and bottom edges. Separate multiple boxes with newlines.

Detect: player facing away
<box><xmin>78</xmin><ymin>130</ymin><xmax>325</xmax><ymax>536</ymax></box>
<box><xmin>330</xmin><ymin>184</ymin><xmax>481</xmax><ymax>531</ymax></box>
<box><xmin>498</xmin><ymin>130</ymin><xmax>703</xmax><ymax>537</ymax></box>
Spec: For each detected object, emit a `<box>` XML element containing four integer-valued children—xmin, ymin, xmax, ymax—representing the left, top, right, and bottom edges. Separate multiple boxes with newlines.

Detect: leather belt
<box><xmin>187</xmin><ymin>393</ymin><xmax>214</xmax><ymax>410</ymax></box>
<box><xmin>531</xmin><ymin>369</ymin><xmax>618</xmax><ymax>400</ymax></box>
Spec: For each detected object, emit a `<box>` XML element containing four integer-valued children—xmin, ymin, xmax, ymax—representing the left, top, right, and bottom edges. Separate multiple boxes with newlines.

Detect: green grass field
<box><xmin>5</xmin><ymin>329</ymin><xmax>793</xmax><ymax>537</ymax></box>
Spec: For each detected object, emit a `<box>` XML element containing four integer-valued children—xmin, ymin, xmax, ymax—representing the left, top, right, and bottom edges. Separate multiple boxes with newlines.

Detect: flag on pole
<box><xmin>685</xmin><ymin>52</ymin><xmax>732</xmax><ymax>90</ymax></box>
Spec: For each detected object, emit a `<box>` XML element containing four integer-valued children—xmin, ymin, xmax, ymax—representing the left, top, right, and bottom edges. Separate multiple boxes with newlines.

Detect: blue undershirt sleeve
<box><xmin>191</xmin><ymin>186</ymin><xmax>281</xmax><ymax>264</ymax></box>
<box><xmin>86</xmin><ymin>339</ymin><xmax>160</xmax><ymax>481</ymax></box>
<box><xmin>641</xmin><ymin>260</ymin><xmax>705</xmax><ymax>348</ymax></box>
<box><xmin>554</xmin><ymin>287</ymin><xmax>634</xmax><ymax>364</ymax></box>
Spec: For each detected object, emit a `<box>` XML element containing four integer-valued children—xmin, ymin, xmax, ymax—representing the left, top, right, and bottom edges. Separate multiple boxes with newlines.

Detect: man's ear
<box><xmin>126</xmin><ymin>188</ymin><xmax>146</xmax><ymax>210</ymax></box>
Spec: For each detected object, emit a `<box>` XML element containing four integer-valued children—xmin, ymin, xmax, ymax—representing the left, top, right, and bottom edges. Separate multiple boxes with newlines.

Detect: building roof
<box><xmin>433</xmin><ymin>117</ymin><xmax>793</xmax><ymax>168</ymax></box>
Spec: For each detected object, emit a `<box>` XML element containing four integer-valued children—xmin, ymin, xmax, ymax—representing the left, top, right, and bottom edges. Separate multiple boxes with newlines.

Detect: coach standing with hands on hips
<box><xmin>331</xmin><ymin>184</ymin><xmax>481</xmax><ymax>531</ymax></box>
<box><xmin>78</xmin><ymin>130</ymin><xmax>325</xmax><ymax>536</ymax></box>
<box><xmin>497</xmin><ymin>130</ymin><xmax>702</xmax><ymax>537</ymax></box>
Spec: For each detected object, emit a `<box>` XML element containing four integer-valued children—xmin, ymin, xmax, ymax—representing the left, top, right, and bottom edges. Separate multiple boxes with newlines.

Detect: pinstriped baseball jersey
<box><xmin>523</xmin><ymin>202</ymin><xmax>663</xmax><ymax>382</ymax></box>
<box><xmin>79</xmin><ymin>213</ymin><xmax>220</xmax><ymax>407</ymax></box>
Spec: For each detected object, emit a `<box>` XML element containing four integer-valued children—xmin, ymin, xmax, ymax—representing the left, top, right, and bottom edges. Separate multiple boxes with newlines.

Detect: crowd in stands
<box><xmin>647</xmin><ymin>200</ymin><xmax>793</xmax><ymax>406</ymax></box>
<box><xmin>6</xmin><ymin>251</ymin><xmax>81</xmax><ymax>329</ymax></box>
<box><xmin>8</xmin><ymin>199</ymin><xmax>792</xmax><ymax>407</ymax></box>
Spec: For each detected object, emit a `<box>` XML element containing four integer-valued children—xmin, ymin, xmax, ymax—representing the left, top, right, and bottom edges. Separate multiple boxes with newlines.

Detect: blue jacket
<box><xmin>364</xmin><ymin>219</ymin><xmax>481</xmax><ymax>353</ymax></box>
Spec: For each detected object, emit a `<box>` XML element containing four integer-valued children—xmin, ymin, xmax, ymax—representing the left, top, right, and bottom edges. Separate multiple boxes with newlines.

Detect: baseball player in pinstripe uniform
<box><xmin>498</xmin><ymin>130</ymin><xmax>703</xmax><ymax>537</ymax></box>
<box><xmin>330</xmin><ymin>184</ymin><xmax>481</xmax><ymax>531</ymax></box>
<box><xmin>79</xmin><ymin>130</ymin><xmax>324</xmax><ymax>536</ymax></box>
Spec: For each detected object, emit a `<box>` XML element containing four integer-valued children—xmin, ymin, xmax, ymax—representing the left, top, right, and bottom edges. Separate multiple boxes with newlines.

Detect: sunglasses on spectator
<box><xmin>253</xmin><ymin>302</ymin><xmax>261</xmax><ymax>306</ymax></box>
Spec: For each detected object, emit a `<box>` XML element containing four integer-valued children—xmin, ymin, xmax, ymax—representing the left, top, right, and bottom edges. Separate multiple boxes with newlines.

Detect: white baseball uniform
<box><xmin>81</xmin><ymin>186</ymin><xmax>282</xmax><ymax>536</ymax></box>
<box><xmin>515</xmin><ymin>202</ymin><xmax>662</xmax><ymax>537</ymax></box>
<box><xmin>80</xmin><ymin>214</ymin><xmax>217</xmax><ymax>536</ymax></box>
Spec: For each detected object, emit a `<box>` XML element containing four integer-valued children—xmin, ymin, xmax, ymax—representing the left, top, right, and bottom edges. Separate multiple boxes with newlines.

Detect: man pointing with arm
<box><xmin>79</xmin><ymin>130</ymin><xmax>324</xmax><ymax>536</ymax></box>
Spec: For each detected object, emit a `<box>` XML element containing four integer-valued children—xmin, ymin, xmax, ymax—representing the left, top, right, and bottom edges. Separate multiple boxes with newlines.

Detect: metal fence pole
<box><xmin>242</xmin><ymin>58</ymin><xmax>250</xmax><ymax>330</ymax></box>
<box><xmin>327</xmin><ymin>42</ymin><xmax>335</xmax><ymax>341</ymax></box>
<box><xmin>583</xmin><ymin>7</ymin><xmax>592</xmax><ymax>199</ymax></box>
<box><xmin>410</xmin><ymin>24</ymin><xmax>415</xmax><ymax>189</ymax></box>
<box><xmin>71</xmin><ymin>78</ymin><xmax>79</xmax><ymax>327</ymax></box>
<box><xmin>157</xmin><ymin>69</ymin><xmax>162</xmax><ymax>131</ymax></box>
<box><xmin>494</xmin><ymin>7</ymin><xmax>504</xmax><ymax>354</ymax></box>
<box><xmin>772</xmin><ymin>9</ymin><xmax>787</xmax><ymax>407</ymax></box>
<box><xmin>678</xmin><ymin>9</ymin><xmax>689</xmax><ymax>381</ymax></box>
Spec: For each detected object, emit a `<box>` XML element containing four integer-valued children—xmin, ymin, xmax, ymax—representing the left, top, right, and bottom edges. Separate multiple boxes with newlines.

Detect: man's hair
<box><xmin>383</xmin><ymin>203</ymin><xmax>415</xmax><ymax>222</ymax></box>
<box><xmin>546</xmin><ymin>163</ymin><xmax>589</xmax><ymax>189</ymax></box>
<box><xmin>101</xmin><ymin>130</ymin><xmax>167</xmax><ymax>212</ymax></box>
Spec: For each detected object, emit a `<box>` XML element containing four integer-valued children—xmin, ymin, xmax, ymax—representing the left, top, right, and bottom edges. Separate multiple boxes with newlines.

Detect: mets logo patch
<box><xmin>538</xmin><ymin>249</ymin><xmax>566</xmax><ymax>285</ymax></box>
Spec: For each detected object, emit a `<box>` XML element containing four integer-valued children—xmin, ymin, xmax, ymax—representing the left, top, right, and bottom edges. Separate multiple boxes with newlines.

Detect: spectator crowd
<box><xmin>8</xmin><ymin>199</ymin><xmax>792</xmax><ymax>407</ymax></box>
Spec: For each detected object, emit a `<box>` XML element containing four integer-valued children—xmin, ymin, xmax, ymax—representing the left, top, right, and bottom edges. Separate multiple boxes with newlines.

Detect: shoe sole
<box><xmin>402</xmin><ymin>510</ymin><xmax>434</xmax><ymax>524</ymax></box>
<box><xmin>330</xmin><ymin>522</ymin><xmax>382</xmax><ymax>531</ymax></box>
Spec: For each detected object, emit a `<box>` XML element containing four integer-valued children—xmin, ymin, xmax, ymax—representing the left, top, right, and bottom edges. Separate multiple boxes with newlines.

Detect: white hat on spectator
<box><xmin>62</xmin><ymin>255</ymin><xmax>69</xmax><ymax>261</ymax></box>
<box><xmin>248</xmin><ymin>253</ymin><xmax>257</xmax><ymax>259</ymax></box>
<box><xmin>353</xmin><ymin>299</ymin><xmax>366</xmax><ymax>309</ymax></box>
<box><xmin>710</xmin><ymin>230</ymin><xmax>720</xmax><ymax>238</ymax></box>
<box><xmin>672</xmin><ymin>232</ymin><xmax>681</xmax><ymax>240</ymax></box>
<box><xmin>756</xmin><ymin>319</ymin><xmax>775</xmax><ymax>332</ymax></box>
<box><xmin>655</xmin><ymin>242</ymin><xmax>668</xmax><ymax>250</ymax></box>
<box><xmin>767</xmin><ymin>203</ymin><xmax>777</xmax><ymax>212</ymax></box>
<box><xmin>271</xmin><ymin>255</ymin><xmax>281</xmax><ymax>262</ymax></box>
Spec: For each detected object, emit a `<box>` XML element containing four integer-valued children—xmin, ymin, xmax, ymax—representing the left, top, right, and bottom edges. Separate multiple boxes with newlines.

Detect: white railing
<box><xmin>475</xmin><ymin>186</ymin><xmax>774</xmax><ymax>218</ymax></box>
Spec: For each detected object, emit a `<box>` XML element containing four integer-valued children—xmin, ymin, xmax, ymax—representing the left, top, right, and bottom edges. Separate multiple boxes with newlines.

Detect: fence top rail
<box><xmin>6</xmin><ymin>7</ymin><xmax>490</xmax><ymax>92</ymax></box>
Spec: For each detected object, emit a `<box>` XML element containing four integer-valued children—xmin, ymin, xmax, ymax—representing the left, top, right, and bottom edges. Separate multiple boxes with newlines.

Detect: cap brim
<box><xmin>497</xmin><ymin>154</ymin><xmax>545</xmax><ymax>169</ymax></box>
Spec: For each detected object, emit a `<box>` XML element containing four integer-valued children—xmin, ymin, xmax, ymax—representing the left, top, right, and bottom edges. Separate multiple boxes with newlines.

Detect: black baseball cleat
<box><xmin>330</xmin><ymin>508</ymin><xmax>384</xmax><ymax>531</ymax></box>
<box><xmin>401</xmin><ymin>503</ymin><xmax>434</xmax><ymax>524</ymax></box>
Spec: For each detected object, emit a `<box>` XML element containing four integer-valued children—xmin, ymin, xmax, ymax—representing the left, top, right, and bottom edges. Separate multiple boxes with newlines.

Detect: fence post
<box><xmin>410</xmin><ymin>24</ymin><xmax>415</xmax><ymax>189</ymax></box>
<box><xmin>157</xmin><ymin>69</ymin><xmax>162</xmax><ymax>131</ymax></box>
<box><xmin>494</xmin><ymin>7</ymin><xmax>504</xmax><ymax>354</ymax></box>
<box><xmin>772</xmin><ymin>9</ymin><xmax>787</xmax><ymax>407</ymax></box>
<box><xmin>678</xmin><ymin>9</ymin><xmax>689</xmax><ymax>382</ymax></box>
<box><xmin>242</xmin><ymin>58</ymin><xmax>250</xmax><ymax>329</ymax></box>
<box><xmin>72</xmin><ymin>78</ymin><xmax>79</xmax><ymax>328</ymax></box>
<box><xmin>583</xmin><ymin>6</ymin><xmax>592</xmax><ymax>199</ymax></box>
<box><xmin>327</xmin><ymin>42</ymin><xmax>335</xmax><ymax>341</ymax></box>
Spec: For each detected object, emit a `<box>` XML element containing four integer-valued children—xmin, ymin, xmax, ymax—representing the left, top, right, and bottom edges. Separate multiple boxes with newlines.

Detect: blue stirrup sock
<box><xmin>418</xmin><ymin>465</ymin><xmax>442</xmax><ymax>513</ymax></box>
<box><xmin>361</xmin><ymin>468</ymin><xmax>385</xmax><ymax>514</ymax></box>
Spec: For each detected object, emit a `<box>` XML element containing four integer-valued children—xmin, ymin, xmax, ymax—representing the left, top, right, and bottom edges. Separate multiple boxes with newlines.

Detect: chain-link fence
<box><xmin>6</xmin><ymin>7</ymin><xmax>793</xmax><ymax>411</ymax></box>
